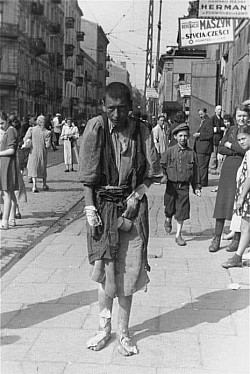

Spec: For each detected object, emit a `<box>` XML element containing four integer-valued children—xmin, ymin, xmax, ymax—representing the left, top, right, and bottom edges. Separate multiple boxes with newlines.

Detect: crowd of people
<box><xmin>0</xmin><ymin>111</ymin><xmax>82</xmax><ymax>228</ymax></box>
<box><xmin>1</xmin><ymin>84</ymin><xmax>249</xmax><ymax>357</ymax></box>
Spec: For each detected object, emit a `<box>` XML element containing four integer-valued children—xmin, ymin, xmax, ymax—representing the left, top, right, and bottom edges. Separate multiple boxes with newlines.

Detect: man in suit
<box><xmin>193</xmin><ymin>108</ymin><xmax>214</xmax><ymax>187</ymax></box>
<box><xmin>208</xmin><ymin>105</ymin><xmax>224</xmax><ymax>173</ymax></box>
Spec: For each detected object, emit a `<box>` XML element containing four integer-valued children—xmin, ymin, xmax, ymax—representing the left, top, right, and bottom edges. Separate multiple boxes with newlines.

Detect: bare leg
<box><xmin>9</xmin><ymin>191</ymin><xmax>17</xmax><ymax>221</ymax></box>
<box><xmin>32</xmin><ymin>177</ymin><xmax>38</xmax><ymax>192</ymax></box>
<box><xmin>87</xmin><ymin>283</ymin><xmax>113</xmax><ymax>351</ymax></box>
<box><xmin>176</xmin><ymin>219</ymin><xmax>184</xmax><ymax>239</ymax></box>
<box><xmin>236</xmin><ymin>218</ymin><xmax>250</xmax><ymax>257</ymax></box>
<box><xmin>2</xmin><ymin>191</ymin><xmax>11</xmax><ymax>224</ymax></box>
<box><xmin>117</xmin><ymin>295</ymin><xmax>138</xmax><ymax>356</ymax></box>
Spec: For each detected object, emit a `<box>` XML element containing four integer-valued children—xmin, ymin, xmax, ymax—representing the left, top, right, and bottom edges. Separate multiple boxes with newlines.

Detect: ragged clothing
<box><xmin>78</xmin><ymin>114</ymin><xmax>160</xmax><ymax>297</ymax></box>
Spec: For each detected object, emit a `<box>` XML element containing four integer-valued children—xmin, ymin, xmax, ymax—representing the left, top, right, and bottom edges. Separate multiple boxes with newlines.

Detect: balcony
<box><xmin>50</xmin><ymin>23</ymin><xmax>61</xmax><ymax>34</ymax></box>
<box><xmin>52</xmin><ymin>0</ymin><xmax>62</xmax><ymax>3</ymax></box>
<box><xmin>76</xmin><ymin>54</ymin><xmax>84</xmax><ymax>66</ymax></box>
<box><xmin>65</xmin><ymin>43</ymin><xmax>75</xmax><ymax>57</ymax></box>
<box><xmin>75</xmin><ymin>76</ymin><xmax>84</xmax><ymax>87</ymax></box>
<box><xmin>76</xmin><ymin>31</ymin><xmax>85</xmax><ymax>42</ymax></box>
<box><xmin>29</xmin><ymin>38</ymin><xmax>46</xmax><ymax>57</ymax></box>
<box><xmin>31</xmin><ymin>1</ymin><xmax>44</xmax><ymax>16</ymax></box>
<box><xmin>0</xmin><ymin>72</ymin><xmax>17</xmax><ymax>87</ymax></box>
<box><xmin>0</xmin><ymin>22</ymin><xmax>19</xmax><ymax>39</ymax></box>
<box><xmin>65</xmin><ymin>69</ymin><xmax>74</xmax><ymax>82</ymax></box>
<box><xmin>92</xmin><ymin>79</ymin><xmax>99</xmax><ymax>86</ymax></box>
<box><xmin>65</xmin><ymin>17</ymin><xmax>75</xmax><ymax>29</ymax></box>
<box><xmin>29</xmin><ymin>80</ymin><xmax>45</xmax><ymax>96</ymax></box>
<box><xmin>84</xmin><ymin>98</ymin><xmax>92</xmax><ymax>105</ymax></box>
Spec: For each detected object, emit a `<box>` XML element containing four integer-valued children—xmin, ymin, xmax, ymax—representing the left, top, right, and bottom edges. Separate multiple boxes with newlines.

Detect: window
<box><xmin>179</xmin><ymin>73</ymin><xmax>185</xmax><ymax>81</ymax></box>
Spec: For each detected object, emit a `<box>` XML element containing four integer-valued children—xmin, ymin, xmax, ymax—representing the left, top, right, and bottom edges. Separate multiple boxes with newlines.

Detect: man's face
<box><xmin>105</xmin><ymin>95</ymin><xmax>130</xmax><ymax>127</ymax></box>
<box><xmin>158</xmin><ymin>117</ymin><xmax>165</xmax><ymax>127</ymax></box>
<box><xmin>174</xmin><ymin>130</ymin><xmax>189</xmax><ymax>148</ymax></box>
<box><xmin>198</xmin><ymin>110</ymin><xmax>205</xmax><ymax>119</ymax></box>
<box><xmin>215</xmin><ymin>106</ymin><xmax>222</xmax><ymax>116</ymax></box>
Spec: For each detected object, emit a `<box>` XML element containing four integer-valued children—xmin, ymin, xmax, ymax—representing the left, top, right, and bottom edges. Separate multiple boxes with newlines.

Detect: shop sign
<box><xmin>179</xmin><ymin>84</ymin><xmax>191</xmax><ymax>97</ymax></box>
<box><xmin>146</xmin><ymin>87</ymin><xmax>158</xmax><ymax>99</ymax></box>
<box><xmin>179</xmin><ymin>17</ymin><xmax>234</xmax><ymax>47</ymax></box>
<box><xmin>198</xmin><ymin>0</ymin><xmax>250</xmax><ymax>19</ymax></box>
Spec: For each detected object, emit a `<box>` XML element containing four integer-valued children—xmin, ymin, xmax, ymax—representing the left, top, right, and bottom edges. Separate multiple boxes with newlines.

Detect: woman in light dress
<box><xmin>60</xmin><ymin>118</ymin><xmax>79</xmax><ymax>172</ymax></box>
<box><xmin>23</xmin><ymin>115</ymin><xmax>51</xmax><ymax>193</ymax></box>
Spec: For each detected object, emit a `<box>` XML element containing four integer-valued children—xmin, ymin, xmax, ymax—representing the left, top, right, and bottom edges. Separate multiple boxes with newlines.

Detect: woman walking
<box><xmin>209</xmin><ymin>104</ymin><xmax>250</xmax><ymax>253</ymax></box>
<box><xmin>23</xmin><ymin>115</ymin><xmax>51</xmax><ymax>192</ymax></box>
<box><xmin>60</xmin><ymin>118</ymin><xmax>79</xmax><ymax>172</ymax></box>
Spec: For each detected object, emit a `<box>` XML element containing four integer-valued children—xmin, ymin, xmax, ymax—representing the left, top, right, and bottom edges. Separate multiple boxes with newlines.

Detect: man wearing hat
<box><xmin>52</xmin><ymin>113</ymin><xmax>62</xmax><ymax>147</ymax></box>
<box><xmin>160</xmin><ymin>123</ymin><xmax>201</xmax><ymax>245</ymax></box>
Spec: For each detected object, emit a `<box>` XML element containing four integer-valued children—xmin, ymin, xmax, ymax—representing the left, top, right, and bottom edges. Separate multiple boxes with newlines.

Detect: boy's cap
<box><xmin>172</xmin><ymin>123</ymin><xmax>190</xmax><ymax>135</ymax></box>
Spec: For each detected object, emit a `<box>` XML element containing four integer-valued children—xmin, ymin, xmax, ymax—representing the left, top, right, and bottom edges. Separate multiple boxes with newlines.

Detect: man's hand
<box><xmin>236</xmin><ymin>196</ymin><xmax>244</xmax><ymax>211</ymax></box>
<box><xmin>123</xmin><ymin>195</ymin><xmax>139</xmax><ymax>220</ymax></box>
<box><xmin>224</xmin><ymin>141</ymin><xmax>232</xmax><ymax>149</ymax></box>
<box><xmin>84</xmin><ymin>206</ymin><xmax>102</xmax><ymax>227</ymax></box>
<box><xmin>194</xmin><ymin>189</ymin><xmax>201</xmax><ymax>197</ymax></box>
<box><xmin>193</xmin><ymin>132</ymin><xmax>200</xmax><ymax>138</ymax></box>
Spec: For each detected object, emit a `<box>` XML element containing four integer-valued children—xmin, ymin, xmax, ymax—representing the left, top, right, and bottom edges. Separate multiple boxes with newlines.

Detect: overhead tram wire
<box><xmin>82</xmin><ymin>0</ymin><xmax>100</xmax><ymax>24</ymax></box>
<box><xmin>106</xmin><ymin>2</ymin><xmax>135</xmax><ymax>36</ymax></box>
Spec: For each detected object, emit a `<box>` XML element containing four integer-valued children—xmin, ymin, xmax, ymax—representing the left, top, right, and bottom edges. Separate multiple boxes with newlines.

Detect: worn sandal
<box><xmin>86</xmin><ymin>330</ymin><xmax>111</xmax><ymax>351</ymax></box>
<box><xmin>117</xmin><ymin>335</ymin><xmax>138</xmax><ymax>356</ymax></box>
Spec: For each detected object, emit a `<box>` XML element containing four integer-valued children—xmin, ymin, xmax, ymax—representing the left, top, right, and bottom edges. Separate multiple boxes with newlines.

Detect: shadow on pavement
<box><xmin>131</xmin><ymin>289</ymin><xmax>250</xmax><ymax>343</ymax></box>
<box><xmin>0</xmin><ymin>289</ymin><xmax>98</xmax><ymax>333</ymax></box>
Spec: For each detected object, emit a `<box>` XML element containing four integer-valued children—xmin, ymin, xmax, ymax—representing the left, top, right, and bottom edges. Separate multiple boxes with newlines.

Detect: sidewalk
<box><xmin>0</xmin><ymin>148</ymin><xmax>84</xmax><ymax>274</ymax></box>
<box><xmin>1</xmin><ymin>181</ymin><xmax>249</xmax><ymax>374</ymax></box>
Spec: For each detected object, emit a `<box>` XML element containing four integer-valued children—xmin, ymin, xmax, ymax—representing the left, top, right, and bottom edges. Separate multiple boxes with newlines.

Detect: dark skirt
<box><xmin>213</xmin><ymin>155</ymin><xmax>243</xmax><ymax>220</ymax></box>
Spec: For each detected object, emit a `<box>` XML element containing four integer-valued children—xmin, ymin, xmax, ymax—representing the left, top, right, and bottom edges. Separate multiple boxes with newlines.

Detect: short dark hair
<box><xmin>104</xmin><ymin>82</ymin><xmax>132</xmax><ymax>108</ymax></box>
<box><xmin>223</xmin><ymin>114</ymin><xmax>234</xmax><ymax>126</ymax></box>
<box><xmin>0</xmin><ymin>111</ymin><xmax>8</xmax><ymax>121</ymax></box>
<box><xmin>237</xmin><ymin>124</ymin><xmax>250</xmax><ymax>136</ymax></box>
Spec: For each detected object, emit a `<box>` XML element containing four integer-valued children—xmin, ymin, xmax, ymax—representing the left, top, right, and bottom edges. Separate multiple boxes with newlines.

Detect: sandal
<box><xmin>43</xmin><ymin>184</ymin><xmax>49</xmax><ymax>191</ymax></box>
<box><xmin>117</xmin><ymin>334</ymin><xmax>138</xmax><ymax>356</ymax></box>
<box><xmin>9</xmin><ymin>219</ymin><xmax>16</xmax><ymax>227</ymax></box>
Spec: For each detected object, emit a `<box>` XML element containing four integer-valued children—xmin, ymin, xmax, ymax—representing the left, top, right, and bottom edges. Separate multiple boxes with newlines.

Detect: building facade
<box><xmin>106</xmin><ymin>60</ymin><xmax>131</xmax><ymax>87</ymax></box>
<box><xmin>80</xmin><ymin>18</ymin><xmax>109</xmax><ymax>113</ymax></box>
<box><xmin>0</xmin><ymin>0</ymin><xmax>65</xmax><ymax>117</ymax></box>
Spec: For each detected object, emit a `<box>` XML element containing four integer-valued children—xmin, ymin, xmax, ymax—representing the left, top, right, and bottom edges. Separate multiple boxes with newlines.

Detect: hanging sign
<box><xmin>198</xmin><ymin>0</ymin><xmax>250</xmax><ymax>19</ymax></box>
<box><xmin>146</xmin><ymin>87</ymin><xmax>158</xmax><ymax>99</ymax></box>
<box><xmin>179</xmin><ymin>17</ymin><xmax>234</xmax><ymax>47</ymax></box>
<box><xmin>179</xmin><ymin>84</ymin><xmax>191</xmax><ymax>97</ymax></box>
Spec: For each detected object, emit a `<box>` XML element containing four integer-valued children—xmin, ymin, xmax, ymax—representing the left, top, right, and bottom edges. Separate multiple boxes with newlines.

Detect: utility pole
<box><xmin>144</xmin><ymin>0</ymin><xmax>154</xmax><ymax>112</ymax></box>
<box><xmin>154</xmin><ymin>0</ymin><xmax>162</xmax><ymax>86</ymax></box>
<box><xmin>153</xmin><ymin>0</ymin><xmax>162</xmax><ymax>119</ymax></box>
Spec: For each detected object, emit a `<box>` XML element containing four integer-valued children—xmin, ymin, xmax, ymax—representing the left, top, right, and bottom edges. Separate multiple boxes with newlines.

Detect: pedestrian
<box><xmin>23</xmin><ymin>115</ymin><xmax>51</xmax><ymax>193</ymax></box>
<box><xmin>168</xmin><ymin>111</ymin><xmax>186</xmax><ymax>147</ymax></box>
<box><xmin>160</xmin><ymin>123</ymin><xmax>201</xmax><ymax>246</ymax></box>
<box><xmin>60</xmin><ymin>118</ymin><xmax>79</xmax><ymax>172</ymax></box>
<box><xmin>222</xmin><ymin>124</ymin><xmax>250</xmax><ymax>268</ymax></box>
<box><xmin>193</xmin><ymin>108</ymin><xmax>214</xmax><ymax>187</ymax></box>
<box><xmin>78</xmin><ymin>82</ymin><xmax>160</xmax><ymax>356</ymax></box>
<box><xmin>0</xmin><ymin>111</ymin><xmax>19</xmax><ymax>230</ymax></box>
<box><xmin>152</xmin><ymin>114</ymin><xmax>170</xmax><ymax>158</ymax></box>
<box><xmin>209</xmin><ymin>104</ymin><xmax>250</xmax><ymax>253</ymax></box>
<box><xmin>208</xmin><ymin>105</ymin><xmax>224</xmax><ymax>174</ymax></box>
<box><xmin>52</xmin><ymin>113</ymin><xmax>62</xmax><ymax>147</ymax></box>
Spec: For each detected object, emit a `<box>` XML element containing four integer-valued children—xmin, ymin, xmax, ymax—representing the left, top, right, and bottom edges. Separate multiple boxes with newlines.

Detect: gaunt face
<box><xmin>237</xmin><ymin>132</ymin><xmax>250</xmax><ymax>150</ymax></box>
<box><xmin>105</xmin><ymin>95</ymin><xmax>130</xmax><ymax>127</ymax></box>
<box><xmin>198</xmin><ymin>110</ymin><xmax>206</xmax><ymax>120</ymax></box>
<box><xmin>215</xmin><ymin>105</ymin><xmax>222</xmax><ymax>116</ymax></box>
<box><xmin>235</xmin><ymin>110</ymin><xmax>249</xmax><ymax>127</ymax></box>
<box><xmin>158</xmin><ymin>117</ymin><xmax>165</xmax><ymax>127</ymax></box>
<box><xmin>67</xmin><ymin>119</ymin><xmax>72</xmax><ymax>127</ymax></box>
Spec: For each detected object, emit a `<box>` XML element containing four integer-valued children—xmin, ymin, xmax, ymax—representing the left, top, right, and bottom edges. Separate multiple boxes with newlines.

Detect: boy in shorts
<box><xmin>160</xmin><ymin>123</ymin><xmax>201</xmax><ymax>246</ymax></box>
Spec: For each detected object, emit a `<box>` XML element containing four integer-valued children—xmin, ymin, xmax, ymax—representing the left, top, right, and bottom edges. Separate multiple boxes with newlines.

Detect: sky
<box><xmin>78</xmin><ymin>0</ymin><xmax>191</xmax><ymax>90</ymax></box>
